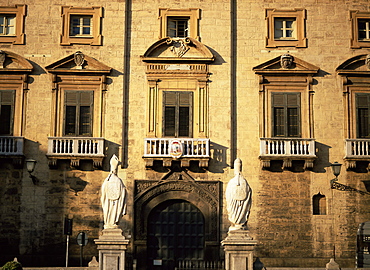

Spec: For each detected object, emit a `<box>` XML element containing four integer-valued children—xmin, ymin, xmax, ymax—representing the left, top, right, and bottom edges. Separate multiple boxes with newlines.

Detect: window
<box><xmin>0</xmin><ymin>90</ymin><xmax>14</xmax><ymax>135</ymax></box>
<box><xmin>0</xmin><ymin>5</ymin><xmax>26</xmax><ymax>44</ymax></box>
<box><xmin>356</xmin><ymin>93</ymin><xmax>370</xmax><ymax>138</ymax></box>
<box><xmin>70</xmin><ymin>15</ymin><xmax>92</xmax><ymax>37</ymax></box>
<box><xmin>265</xmin><ymin>8</ymin><xmax>306</xmax><ymax>48</ymax></box>
<box><xmin>313</xmin><ymin>193</ymin><xmax>326</xmax><ymax>215</ymax></box>
<box><xmin>163</xmin><ymin>91</ymin><xmax>192</xmax><ymax>137</ymax></box>
<box><xmin>272</xmin><ymin>92</ymin><xmax>301</xmax><ymax>137</ymax></box>
<box><xmin>159</xmin><ymin>8</ymin><xmax>200</xmax><ymax>40</ymax></box>
<box><xmin>64</xmin><ymin>91</ymin><xmax>93</xmax><ymax>136</ymax></box>
<box><xmin>351</xmin><ymin>11</ymin><xmax>370</xmax><ymax>48</ymax></box>
<box><xmin>274</xmin><ymin>18</ymin><xmax>296</xmax><ymax>40</ymax></box>
<box><xmin>61</xmin><ymin>6</ymin><xmax>102</xmax><ymax>45</ymax></box>
<box><xmin>167</xmin><ymin>17</ymin><xmax>189</xmax><ymax>38</ymax></box>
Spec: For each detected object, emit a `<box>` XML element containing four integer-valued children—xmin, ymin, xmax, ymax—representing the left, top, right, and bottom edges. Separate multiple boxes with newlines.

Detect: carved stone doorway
<box><xmin>147</xmin><ymin>199</ymin><xmax>205</xmax><ymax>270</ymax></box>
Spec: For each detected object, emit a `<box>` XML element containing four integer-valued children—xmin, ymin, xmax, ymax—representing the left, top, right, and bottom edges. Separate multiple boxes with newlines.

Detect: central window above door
<box><xmin>163</xmin><ymin>91</ymin><xmax>192</xmax><ymax>137</ymax></box>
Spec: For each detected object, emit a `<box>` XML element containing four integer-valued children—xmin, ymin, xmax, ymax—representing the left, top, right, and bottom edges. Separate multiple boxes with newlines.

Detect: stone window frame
<box><xmin>0</xmin><ymin>5</ymin><xmax>26</xmax><ymax>44</ymax></box>
<box><xmin>265</xmin><ymin>8</ymin><xmax>307</xmax><ymax>48</ymax></box>
<box><xmin>60</xmin><ymin>6</ymin><xmax>102</xmax><ymax>46</ymax></box>
<box><xmin>350</xmin><ymin>10</ymin><xmax>370</xmax><ymax>49</ymax></box>
<box><xmin>159</xmin><ymin>8</ymin><xmax>200</xmax><ymax>40</ymax></box>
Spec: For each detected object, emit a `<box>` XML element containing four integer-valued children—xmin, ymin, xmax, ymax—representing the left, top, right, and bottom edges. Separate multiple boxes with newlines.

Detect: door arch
<box><xmin>147</xmin><ymin>199</ymin><xmax>205</xmax><ymax>270</ymax></box>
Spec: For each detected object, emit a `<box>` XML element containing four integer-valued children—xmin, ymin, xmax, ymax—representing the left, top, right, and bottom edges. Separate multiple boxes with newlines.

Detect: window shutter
<box><xmin>179</xmin><ymin>92</ymin><xmax>192</xmax><ymax>137</ymax></box>
<box><xmin>79</xmin><ymin>91</ymin><xmax>93</xmax><ymax>136</ymax></box>
<box><xmin>164</xmin><ymin>91</ymin><xmax>176</xmax><ymax>136</ymax></box>
<box><xmin>272</xmin><ymin>92</ymin><xmax>300</xmax><ymax>137</ymax></box>
<box><xmin>0</xmin><ymin>90</ymin><xmax>15</xmax><ymax>135</ymax></box>
<box><xmin>356</xmin><ymin>93</ymin><xmax>370</xmax><ymax>138</ymax></box>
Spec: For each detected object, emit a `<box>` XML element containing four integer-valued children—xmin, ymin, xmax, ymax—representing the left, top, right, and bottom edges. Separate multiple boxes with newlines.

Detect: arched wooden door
<box><xmin>147</xmin><ymin>199</ymin><xmax>205</xmax><ymax>270</ymax></box>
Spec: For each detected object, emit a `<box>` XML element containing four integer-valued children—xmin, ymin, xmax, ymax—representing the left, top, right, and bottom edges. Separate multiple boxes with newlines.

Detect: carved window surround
<box><xmin>253</xmin><ymin>54</ymin><xmax>319</xmax><ymax>170</ymax></box>
<box><xmin>337</xmin><ymin>54</ymin><xmax>370</xmax><ymax>169</ymax></box>
<box><xmin>350</xmin><ymin>11</ymin><xmax>370</xmax><ymax>49</ymax></box>
<box><xmin>0</xmin><ymin>51</ymin><xmax>32</xmax><ymax>165</ymax></box>
<box><xmin>159</xmin><ymin>8</ymin><xmax>200</xmax><ymax>40</ymax></box>
<box><xmin>60</xmin><ymin>6</ymin><xmax>102</xmax><ymax>46</ymax></box>
<box><xmin>45</xmin><ymin>52</ymin><xmax>111</xmax><ymax>168</ymax></box>
<box><xmin>265</xmin><ymin>8</ymin><xmax>307</xmax><ymax>48</ymax></box>
<box><xmin>0</xmin><ymin>5</ymin><xmax>26</xmax><ymax>44</ymax></box>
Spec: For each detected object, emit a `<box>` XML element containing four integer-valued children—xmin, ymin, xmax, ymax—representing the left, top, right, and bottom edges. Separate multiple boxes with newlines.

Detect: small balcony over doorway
<box><xmin>143</xmin><ymin>138</ymin><xmax>210</xmax><ymax>168</ymax></box>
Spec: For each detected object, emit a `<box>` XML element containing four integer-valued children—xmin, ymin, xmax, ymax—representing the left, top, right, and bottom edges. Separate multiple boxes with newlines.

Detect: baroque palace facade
<box><xmin>1</xmin><ymin>0</ymin><xmax>370</xmax><ymax>269</ymax></box>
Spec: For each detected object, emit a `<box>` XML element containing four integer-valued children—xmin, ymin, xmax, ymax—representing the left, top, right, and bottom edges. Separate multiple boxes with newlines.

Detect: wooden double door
<box><xmin>147</xmin><ymin>200</ymin><xmax>205</xmax><ymax>270</ymax></box>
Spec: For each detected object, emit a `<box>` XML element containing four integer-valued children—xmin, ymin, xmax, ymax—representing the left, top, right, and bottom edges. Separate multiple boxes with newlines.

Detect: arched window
<box><xmin>313</xmin><ymin>193</ymin><xmax>326</xmax><ymax>215</ymax></box>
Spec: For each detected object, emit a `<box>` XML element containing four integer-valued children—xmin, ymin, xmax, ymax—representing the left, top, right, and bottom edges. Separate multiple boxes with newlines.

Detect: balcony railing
<box><xmin>47</xmin><ymin>137</ymin><xmax>104</xmax><ymax>157</ymax></box>
<box><xmin>144</xmin><ymin>138</ymin><xmax>210</xmax><ymax>158</ymax></box>
<box><xmin>260</xmin><ymin>138</ymin><xmax>316</xmax><ymax>157</ymax></box>
<box><xmin>345</xmin><ymin>139</ymin><xmax>370</xmax><ymax>158</ymax></box>
<box><xmin>0</xmin><ymin>136</ymin><xmax>24</xmax><ymax>155</ymax></box>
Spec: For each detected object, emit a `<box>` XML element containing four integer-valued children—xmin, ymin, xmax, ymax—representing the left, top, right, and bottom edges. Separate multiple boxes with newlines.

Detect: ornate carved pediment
<box><xmin>336</xmin><ymin>54</ymin><xmax>370</xmax><ymax>75</ymax></box>
<box><xmin>45</xmin><ymin>51</ymin><xmax>111</xmax><ymax>75</ymax></box>
<box><xmin>0</xmin><ymin>50</ymin><xmax>33</xmax><ymax>73</ymax></box>
<box><xmin>141</xmin><ymin>37</ymin><xmax>215</xmax><ymax>63</ymax></box>
<box><xmin>253</xmin><ymin>54</ymin><xmax>319</xmax><ymax>75</ymax></box>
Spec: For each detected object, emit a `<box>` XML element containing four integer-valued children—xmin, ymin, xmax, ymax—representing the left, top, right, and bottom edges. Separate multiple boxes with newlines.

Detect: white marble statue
<box><xmin>101</xmin><ymin>154</ymin><xmax>127</xmax><ymax>229</ymax></box>
<box><xmin>225</xmin><ymin>158</ymin><xmax>252</xmax><ymax>231</ymax></box>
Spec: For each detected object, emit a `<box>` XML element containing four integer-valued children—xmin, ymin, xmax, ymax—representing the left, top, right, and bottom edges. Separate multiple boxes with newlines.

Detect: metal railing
<box><xmin>0</xmin><ymin>136</ymin><xmax>24</xmax><ymax>155</ymax></box>
<box><xmin>175</xmin><ymin>260</ymin><xmax>224</xmax><ymax>270</ymax></box>
<box><xmin>345</xmin><ymin>139</ymin><xmax>370</xmax><ymax>158</ymax></box>
<box><xmin>47</xmin><ymin>137</ymin><xmax>104</xmax><ymax>157</ymax></box>
<box><xmin>144</xmin><ymin>138</ymin><xmax>210</xmax><ymax>158</ymax></box>
<box><xmin>260</xmin><ymin>138</ymin><xmax>316</xmax><ymax>157</ymax></box>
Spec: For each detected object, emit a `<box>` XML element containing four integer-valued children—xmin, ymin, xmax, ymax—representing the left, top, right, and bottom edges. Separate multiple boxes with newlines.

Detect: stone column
<box><xmin>94</xmin><ymin>228</ymin><xmax>129</xmax><ymax>270</ymax></box>
<box><xmin>221</xmin><ymin>230</ymin><xmax>258</xmax><ymax>270</ymax></box>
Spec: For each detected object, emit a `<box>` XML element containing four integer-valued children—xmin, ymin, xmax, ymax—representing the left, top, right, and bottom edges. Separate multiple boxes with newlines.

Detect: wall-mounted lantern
<box><xmin>331</xmin><ymin>162</ymin><xmax>342</xmax><ymax>180</ymax></box>
<box><xmin>25</xmin><ymin>158</ymin><xmax>37</xmax><ymax>184</ymax></box>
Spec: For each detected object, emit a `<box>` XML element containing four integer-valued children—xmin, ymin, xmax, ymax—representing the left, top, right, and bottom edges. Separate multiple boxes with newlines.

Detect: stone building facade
<box><xmin>1</xmin><ymin>0</ymin><xmax>370</xmax><ymax>269</ymax></box>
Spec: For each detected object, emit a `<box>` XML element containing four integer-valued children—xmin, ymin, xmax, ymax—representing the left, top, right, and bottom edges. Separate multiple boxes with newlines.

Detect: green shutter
<box><xmin>272</xmin><ymin>92</ymin><xmax>300</xmax><ymax>137</ymax></box>
<box><xmin>356</xmin><ymin>93</ymin><xmax>370</xmax><ymax>138</ymax></box>
<box><xmin>64</xmin><ymin>91</ymin><xmax>93</xmax><ymax>136</ymax></box>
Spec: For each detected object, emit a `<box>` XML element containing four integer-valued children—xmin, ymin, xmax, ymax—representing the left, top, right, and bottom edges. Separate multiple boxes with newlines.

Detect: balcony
<box><xmin>344</xmin><ymin>139</ymin><xmax>370</xmax><ymax>169</ymax></box>
<box><xmin>47</xmin><ymin>137</ymin><xmax>105</xmax><ymax>168</ymax></box>
<box><xmin>0</xmin><ymin>136</ymin><xmax>24</xmax><ymax>165</ymax></box>
<box><xmin>143</xmin><ymin>138</ymin><xmax>210</xmax><ymax>167</ymax></box>
<box><xmin>259</xmin><ymin>138</ymin><xmax>316</xmax><ymax>169</ymax></box>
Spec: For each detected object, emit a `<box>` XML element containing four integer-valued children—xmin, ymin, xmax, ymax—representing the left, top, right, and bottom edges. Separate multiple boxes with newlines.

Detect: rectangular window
<box><xmin>70</xmin><ymin>15</ymin><xmax>92</xmax><ymax>36</ymax></box>
<box><xmin>163</xmin><ymin>91</ymin><xmax>192</xmax><ymax>137</ymax></box>
<box><xmin>358</xmin><ymin>19</ymin><xmax>370</xmax><ymax>40</ymax></box>
<box><xmin>64</xmin><ymin>91</ymin><xmax>93</xmax><ymax>136</ymax></box>
<box><xmin>0</xmin><ymin>90</ymin><xmax>15</xmax><ymax>135</ymax></box>
<box><xmin>274</xmin><ymin>18</ymin><xmax>296</xmax><ymax>40</ymax></box>
<box><xmin>167</xmin><ymin>17</ymin><xmax>189</xmax><ymax>38</ymax></box>
<box><xmin>0</xmin><ymin>15</ymin><xmax>15</xmax><ymax>35</ymax></box>
<box><xmin>272</xmin><ymin>92</ymin><xmax>300</xmax><ymax>137</ymax></box>
<box><xmin>356</xmin><ymin>93</ymin><xmax>370</xmax><ymax>138</ymax></box>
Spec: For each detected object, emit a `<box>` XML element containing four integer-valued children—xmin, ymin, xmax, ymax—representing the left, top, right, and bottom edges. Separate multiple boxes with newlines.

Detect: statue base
<box><xmin>94</xmin><ymin>228</ymin><xmax>129</xmax><ymax>270</ymax></box>
<box><xmin>221</xmin><ymin>230</ymin><xmax>258</xmax><ymax>270</ymax></box>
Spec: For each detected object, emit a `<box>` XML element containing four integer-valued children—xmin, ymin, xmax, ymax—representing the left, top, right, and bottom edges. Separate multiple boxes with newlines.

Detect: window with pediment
<box><xmin>253</xmin><ymin>54</ymin><xmax>318</xmax><ymax>170</ymax></box>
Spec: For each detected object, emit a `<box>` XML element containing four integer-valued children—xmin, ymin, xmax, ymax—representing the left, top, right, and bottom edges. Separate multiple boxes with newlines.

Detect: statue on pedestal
<box><xmin>101</xmin><ymin>155</ymin><xmax>127</xmax><ymax>229</ymax></box>
<box><xmin>225</xmin><ymin>158</ymin><xmax>252</xmax><ymax>231</ymax></box>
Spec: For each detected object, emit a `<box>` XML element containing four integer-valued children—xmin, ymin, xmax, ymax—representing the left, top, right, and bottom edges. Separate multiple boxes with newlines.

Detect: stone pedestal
<box><xmin>221</xmin><ymin>230</ymin><xmax>258</xmax><ymax>270</ymax></box>
<box><xmin>94</xmin><ymin>228</ymin><xmax>129</xmax><ymax>270</ymax></box>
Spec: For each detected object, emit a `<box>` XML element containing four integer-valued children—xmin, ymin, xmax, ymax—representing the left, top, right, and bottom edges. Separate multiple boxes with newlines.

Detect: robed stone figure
<box><xmin>101</xmin><ymin>155</ymin><xmax>127</xmax><ymax>229</ymax></box>
<box><xmin>225</xmin><ymin>158</ymin><xmax>252</xmax><ymax>231</ymax></box>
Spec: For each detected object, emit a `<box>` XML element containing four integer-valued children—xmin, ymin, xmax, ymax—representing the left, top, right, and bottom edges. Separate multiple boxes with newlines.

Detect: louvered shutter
<box><xmin>356</xmin><ymin>93</ymin><xmax>370</xmax><ymax>138</ymax></box>
<box><xmin>272</xmin><ymin>92</ymin><xmax>300</xmax><ymax>137</ymax></box>
<box><xmin>79</xmin><ymin>91</ymin><xmax>93</xmax><ymax>136</ymax></box>
<box><xmin>164</xmin><ymin>91</ymin><xmax>176</xmax><ymax>136</ymax></box>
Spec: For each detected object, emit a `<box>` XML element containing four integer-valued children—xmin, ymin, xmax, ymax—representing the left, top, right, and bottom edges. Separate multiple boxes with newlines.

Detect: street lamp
<box><xmin>330</xmin><ymin>162</ymin><xmax>342</xmax><ymax>180</ymax></box>
<box><xmin>25</xmin><ymin>158</ymin><xmax>37</xmax><ymax>184</ymax></box>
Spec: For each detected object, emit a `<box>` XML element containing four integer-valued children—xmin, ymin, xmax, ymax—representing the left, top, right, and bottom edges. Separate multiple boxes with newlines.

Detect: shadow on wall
<box><xmin>208</xmin><ymin>141</ymin><xmax>228</xmax><ymax>173</ymax></box>
<box><xmin>312</xmin><ymin>141</ymin><xmax>331</xmax><ymax>173</ymax></box>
